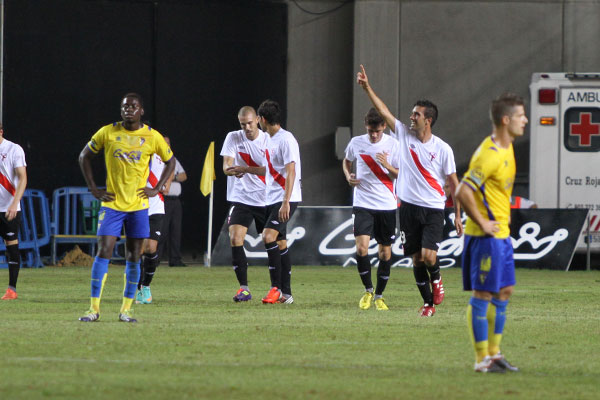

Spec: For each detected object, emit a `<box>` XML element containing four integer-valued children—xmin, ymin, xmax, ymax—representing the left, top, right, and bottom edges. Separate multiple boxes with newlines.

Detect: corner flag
<box><xmin>200</xmin><ymin>142</ymin><xmax>216</xmax><ymax>196</ymax></box>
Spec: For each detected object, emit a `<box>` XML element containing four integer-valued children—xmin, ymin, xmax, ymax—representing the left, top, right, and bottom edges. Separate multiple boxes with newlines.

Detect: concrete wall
<box><xmin>287</xmin><ymin>0</ymin><xmax>600</xmax><ymax>204</ymax></box>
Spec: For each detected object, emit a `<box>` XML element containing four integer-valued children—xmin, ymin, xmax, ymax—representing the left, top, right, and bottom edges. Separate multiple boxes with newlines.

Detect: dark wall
<box><xmin>3</xmin><ymin>0</ymin><xmax>287</xmax><ymax>258</ymax></box>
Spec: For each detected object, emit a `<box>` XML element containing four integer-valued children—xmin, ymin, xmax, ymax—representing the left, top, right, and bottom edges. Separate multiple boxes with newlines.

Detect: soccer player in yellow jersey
<box><xmin>78</xmin><ymin>93</ymin><xmax>175</xmax><ymax>323</ymax></box>
<box><xmin>456</xmin><ymin>93</ymin><xmax>528</xmax><ymax>372</ymax></box>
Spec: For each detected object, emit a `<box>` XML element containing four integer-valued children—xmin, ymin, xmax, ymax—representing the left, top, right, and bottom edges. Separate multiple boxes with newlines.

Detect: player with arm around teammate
<box><xmin>78</xmin><ymin>93</ymin><xmax>175</xmax><ymax>323</ymax></box>
<box><xmin>456</xmin><ymin>93</ymin><xmax>527</xmax><ymax>373</ymax></box>
<box><xmin>357</xmin><ymin>65</ymin><xmax>462</xmax><ymax>317</ymax></box>
<box><xmin>220</xmin><ymin>106</ymin><xmax>268</xmax><ymax>302</ymax></box>
<box><xmin>343</xmin><ymin>108</ymin><xmax>400</xmax><ymax>310</ymax></box>
<box><xmin>0</xmin><ymin>124</ymin><xmax>27</xmax><ymax>300</ymax></box>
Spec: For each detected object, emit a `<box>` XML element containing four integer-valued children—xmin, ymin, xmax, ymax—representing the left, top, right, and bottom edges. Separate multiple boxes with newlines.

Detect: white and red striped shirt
<box><xmin>345</xmin><ymin>134</ymin><xmax>399</xmax><ymax>210</ymax></box>
<box><xmin>220</xmin><ymin>129</ymin><xmax>269</xmax><ymax>207</ymax></box>
<box><xmin>264</xmin><ymin>128</ymin><xmax>302</xmax><ymax>205</ymax></box>
<box><xmin>147</xmin><ymin>153</ymin><xmax>166</xmax><ymax>216</ymax></box>
<box><xmin>0</xmin><ymin>139</ymin><xmax>26</xmax><ymax>212</ymax></box>
<box><xmin>392</xmin><ymin>119</ymin><xmax>456</xmax><ymax>209</ymax></box>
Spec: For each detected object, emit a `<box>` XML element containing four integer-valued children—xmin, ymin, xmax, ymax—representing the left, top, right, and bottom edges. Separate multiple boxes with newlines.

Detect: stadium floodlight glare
<box><xmin>538</xmin><ymin>88</ymin><xmax>557</xmax><ymax>104</ymax></box>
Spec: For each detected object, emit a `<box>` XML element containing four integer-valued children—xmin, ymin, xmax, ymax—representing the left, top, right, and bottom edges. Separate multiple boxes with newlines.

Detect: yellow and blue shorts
<box><xmin>462</xmin><ymin>235</ymin><xmax>516</xmax><ymax>293</ymax></box>
<box><xmin>97</xmin><ymin>207</ymin><xmax>149</xmax><ymax>239</ymax></box>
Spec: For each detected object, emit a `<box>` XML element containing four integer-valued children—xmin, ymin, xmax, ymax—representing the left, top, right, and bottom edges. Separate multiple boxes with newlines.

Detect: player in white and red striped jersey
<box><xmin>257</xmin><ymin>99</ymin><xmax>302</xmax><ymax>305</ymax></box>
<box><xmin>343</xmin><ymin>108</ymin><xmax>400</xmax><ymax>311</ymax></box>
<box><xmin>0</xmin><ymin>123</ymin><xmax>27</xmax><ymax>301</ymax></box>
<box><xmin>357</xmin><ymin>65</ymin><xmax>463</xmax><ymax>317</ymax></box>
<box><xmin>221</xmin><ymin>106</ymin><xmax>269</xmax><ymax>302</ymax></box>
<box><xmin>135</xmin><ymin>151</ymin><xmax>173</xmax><ymax>305</ymax></box>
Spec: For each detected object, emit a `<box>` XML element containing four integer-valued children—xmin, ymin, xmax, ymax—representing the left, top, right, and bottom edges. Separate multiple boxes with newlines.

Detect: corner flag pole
<box><xmin>200</xmin><ymin>141</ymin><xmax>216</xmax><ymax>267</ymax></box>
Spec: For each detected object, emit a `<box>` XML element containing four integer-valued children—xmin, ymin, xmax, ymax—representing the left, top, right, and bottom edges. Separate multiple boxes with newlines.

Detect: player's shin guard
<box><xmin>356</xmin><ymin>254</ymin><xmax>373</xmax><ymax>290</ymax></box>
<box><xmin>121</xmin><ymin>261</ymin><xmax>140</xmax><ymax>313</ymax></box>
<box><xmin>487</xmin><ymin>298</ymin><xmax>509</xmax><ymax>356</ymax></box>
<box><xmin>6</xmin><ymin>244</ymin><xmax>21</xmax><ymax>289</ymax></box>
<box><xmin>90</xmin><ymin>257</ymin><xmax>109</xmax><ymax>312</ymax></box>
<box><xmin>425</xmin><ymin>258</ymin><xmax>441</xmax><ymax>282</ymax></box>
<box><xmin>468</xmin><ymin>297</ymin><xmax>490</xmax><ymax>363</ymax></box>
<box><xmin>231</xmin><ymin>245</ymin><xmax>248</xmax><ymax>286</ymax></box>
<box><xmin>413</xmin><ymin>262</ymin><xmax>433</xmax><ymax>305</ymax></box>
<box><xmin>375</xmin><ymin>258</ymin><xmax>391</xmax><ymax>295</ymax></box>
<box><xmin>141</xmin><ymin>251</ymin><xmax>159</xmax><ymax>286</ymax></box>
<box><xmin>280</xmin><ymin>247</ymin><xmax>292</xmax><ymax>295</ymax></box>
<box><xmin>265</xmin><ymin>242</ymin><xmax>281</xmax><ymax>288</ymax></box>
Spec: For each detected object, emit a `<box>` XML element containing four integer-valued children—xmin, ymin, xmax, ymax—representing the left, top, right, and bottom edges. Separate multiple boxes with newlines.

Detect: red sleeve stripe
<box><xmin>239</xmin><ymin>152</ymin><xmax>266</xmax><ymax>184</ymax></box>
<box><xmin>359</xmin><ymin>154</ymin><xmax>395</xmax><ymax>195</ymax></box>
<box><xmin>409</xmin><ymin>149</ymin><xmax>444</xmax><ymax>197</ymax></box>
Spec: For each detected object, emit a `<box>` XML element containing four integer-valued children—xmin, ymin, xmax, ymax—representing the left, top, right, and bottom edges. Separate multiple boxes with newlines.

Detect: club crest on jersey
<box><xmin>113</xmin><ymin>148</ymin><xmax>142</xmax><ymax>162</ymax></box>
<box><xmin>116</xmin><ymin>136</ymin><xmax>121</xmax><ymax>141</ymax></box>
<box><xmin>410</xmin><ymin>144</ymin><xmax>416</xmax><ymax>150</ymax></box>
<box><xmin>0</xmin><ymin>153</ymin><xmax>7</xmax><ymax>161</ymax></box>
<box><xmin>430</xmin><ymin>152</ymin><xmax>437</xmax><ymax>161</ymax></box>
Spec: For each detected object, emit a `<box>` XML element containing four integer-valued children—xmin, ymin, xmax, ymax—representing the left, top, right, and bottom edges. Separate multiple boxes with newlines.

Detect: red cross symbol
<box><xmin>570</xmin><ymin>112</ymin><xmax>600</xmax><ymax>146</ymax></box>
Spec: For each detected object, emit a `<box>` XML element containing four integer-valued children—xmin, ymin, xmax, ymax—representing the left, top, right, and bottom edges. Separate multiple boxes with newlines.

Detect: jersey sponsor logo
<box><xmin>564</xmin><ymin>107</ymin><xmax>600</xmax><ymax>152</ymax></box>
<box><xmin>113</xmin><ymin>148</ymin><xmax>142</xmax><ymax>162</ymax></box>
<box><xmin>239</xmin><ymin>152</ymin><xmax>266</xmax><ymax>184</ymax></box>
<box><xmin>409</xmin><ymin>149</ymin><xmax>445</xmax><ymax>196</ymax></box>
<box><xmin>359</xmin><ymin>154</ymin><xmax>394</xmax><ymax>195</ymax></box>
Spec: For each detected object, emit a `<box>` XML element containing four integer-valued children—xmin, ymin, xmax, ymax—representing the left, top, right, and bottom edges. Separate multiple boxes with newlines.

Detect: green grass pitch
<box><xmin>0</xmin><ymin>265</ymin><xmax>599</xmax><ymax>399</ymax></box>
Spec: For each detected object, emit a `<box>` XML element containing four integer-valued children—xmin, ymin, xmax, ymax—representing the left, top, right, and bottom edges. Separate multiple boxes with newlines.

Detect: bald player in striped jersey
<box><xmin>457</xmin><ymin>93</ymin><xmax>527</xmax><ymax>373</ymax></box>
<box><xmin>357</xmin><ymin>65</ymin><xmax>462</xmax><ymax>317</ymax></box>
<box><xmin>221</xmin><ymin>106</ymin><xmax>269</xmax><ymax>302</ymax></box>
<box><xmin>78</xmin><ymin>93</ymin><xmax>175</xmax><ymax>323</ymax></box>
<box><xmin>343</xmin><ymin>108</ymin><xmax>400</xmax><ymax>311</ymax></box>
<box><xmin>0</xmin><ymin>124</ymin><xmax>27</xmax><ymax>300</ymax></box>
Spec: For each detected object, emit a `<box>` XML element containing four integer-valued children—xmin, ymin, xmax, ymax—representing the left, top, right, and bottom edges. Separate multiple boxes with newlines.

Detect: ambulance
<box><xmin>529</xmin><ymin>73</ymin><xmax>600</xmax><ymax>251</ymax></box>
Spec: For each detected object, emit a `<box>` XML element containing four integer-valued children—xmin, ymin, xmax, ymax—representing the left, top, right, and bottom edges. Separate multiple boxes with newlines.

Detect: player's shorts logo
<box><xmin>564</xmin><ymin>107</ymin><xmax>600</xmax><ymax>152</ymax></box>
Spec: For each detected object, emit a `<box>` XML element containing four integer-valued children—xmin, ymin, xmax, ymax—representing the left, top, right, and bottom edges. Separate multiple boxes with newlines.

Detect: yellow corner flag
<box><xmin>200</xmin><ymin>141</ymin><xmax>216</xmax><ymax>196</ymax></box>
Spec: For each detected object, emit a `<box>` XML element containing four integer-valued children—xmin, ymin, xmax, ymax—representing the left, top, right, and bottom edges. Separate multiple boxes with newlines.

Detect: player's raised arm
<box><xmin>356</xmin><ymin>64</ymin><xmax>396</xmax><ymax>129</ymax></box>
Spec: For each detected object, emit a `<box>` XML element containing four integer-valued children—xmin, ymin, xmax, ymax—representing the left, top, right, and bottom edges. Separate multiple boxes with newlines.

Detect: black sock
<box><xmin>142</xmin><ymin>251</ymin><xmax>159</xmax><ymax>286</ymax></box>
<box><xmin>280</xmin><ymin>247</ymin><xmax>292</xmax><ymax>295</ymax></box>
<box><xmin>231</xmin><ymin>245</ymin><xmax>248</xmax><ymax>286</ymax></box>
<box><xmin>426</xmin><ymin>259</ymin><xmax>441</xmax><ymax>282</ymax></box>
<box><xmin>375</xmin><ymin>258</ymin><xmax>391</xmax><ymax>295</ymax></box>
<box><xmin>6</xmin><ymin>244</ymin><xmax>20</xmax><ymax>289</ymax></box>
<box><xmin>414</xmin><ymin>261</ymin><xmax>433</xmax><ymax>305</ymax></box>
<box><xmin>138</xmin><ymin>254</ymin><xmax>146</xmax><ymax>290</ymax></box>
<box><xmin>265</xmin><ymin>241</ymin><xmax>281</xmax><ymax>288</ymax></box>
<box><xmin>356</xmin><ymin>254</ymin><xmax>373</xmax><ymax>290</ymax></box>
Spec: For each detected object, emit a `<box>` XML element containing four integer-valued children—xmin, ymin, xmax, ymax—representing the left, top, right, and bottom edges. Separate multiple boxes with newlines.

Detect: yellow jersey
<box><xmin>462</xmin><ymin>136</ymin><xmax>515</xmax><ymax>238</ymax></box>
<box><xmin>87</xmin><ymin>122</ymin><xmax>173</xmax><ymax>212</ymax></box>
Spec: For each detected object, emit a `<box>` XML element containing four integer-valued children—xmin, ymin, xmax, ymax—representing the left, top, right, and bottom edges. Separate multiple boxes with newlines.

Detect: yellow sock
<box><xmin>486</xmin><ymin>302</ymin><xmax>502</xmax><ymax>356</ymax></box>
<box><xmin>120</xmin><ymin>297</ymin><xmax>134</xmax><ymax>314</ymax></box>
<box><xmin>90</xmin><ymin>297</ymin><xmax>101</xmax><ymax>313</ymax></box>
<box><xmin>475</xmin><ymin>340</ymin><xmax>489</xmax><ymax>363</ymax></box>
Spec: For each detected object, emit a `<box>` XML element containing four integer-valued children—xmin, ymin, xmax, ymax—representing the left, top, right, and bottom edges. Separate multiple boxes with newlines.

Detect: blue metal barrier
<box><xmin>50</xmin><ymin>187</ymin><xmax>125</xmax><ymax>264</ymax></box>
<box><xmin>0</xmin><ymin>189</ymin><xmax>51</xmax><ymax>268</ymax></box>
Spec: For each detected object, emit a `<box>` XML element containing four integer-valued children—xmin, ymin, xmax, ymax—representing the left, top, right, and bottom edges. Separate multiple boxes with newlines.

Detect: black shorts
<box><xmin>148</xmin><ymin>214</ymin><xmax>164</xmax><ymax>241</ymax></box>
<box><xmin>228</xmin><ymin>202</ymin><xmax>267</xmax><ymax>234</ymax></box>
<box><xmin>398</xmin><ymin>201</ymin><xmax>444</xmax><ymax>256</ymax></box>
<box><xmin>353</xmin><ymin>207</ymin><xmax>396</xmax><ymax>245</ymax></box>
<box><xmin>264</xmin><ymin>202</ymin><xmax>299</xmax><ymax>241</ymax></box>
<box><xmin>0</xmin><ymin>211</ymin><xmax>21</xmax><ymax>242</ymax></box>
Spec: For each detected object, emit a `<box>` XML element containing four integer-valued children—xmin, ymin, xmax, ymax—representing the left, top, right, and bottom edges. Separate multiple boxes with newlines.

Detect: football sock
<box><xmin>6</xmin><ymin>244</ymin><xmax>21</xmax><ymax>289</ymax></box>
<box><xmin>265</xmin><ymin>241</ymin><xmax>281</xmax><ymax>288</ymax></box>
<box><xmin>231</xmin><ymin>245</ymin><xmax>248</xmax><ymax>286</ymax></box>
<box><xmin>141</xmin><ymin>251</ymin><xmax>159</xmax><ymax>286</ymax></box>
<box><xmin>487</xmin><ymin>298</ymin><xmax>509</xmax><ymax>356</ymax></box>
<box><xmin>375</xmin><ymin>257</ymin><xmax>391</xmax><ymax>295</ymax></box>
<box><xmin>280</xmin><ymin>247</ymin><xmax>292</xmax><ymax>295</ymax></box>
<box><xmin>468</xmin><ymin>297</ymin><xmax>490</xmax><ymax>363</ymax></box>
<box><xmin>120</xmin><ymin>261</ymin><xmax>140</xmax><ymax>313</ymax></box>
<box><xmin>426</xmin><ymin>259</ymin><xmax>441</xmax><ymax>282</ymax></box>
<box><xmin>90</xmin><ymin>256</ymin><xmax>109</xmax><ymax>313</ymax></box>
<box><xmin>356</xmin><ymin>254</ymin><xmax>373</xmax><ymax>290</ymax></box>
<box><xmin>138</xmin><ymin>254</ymin><xmax>146</xmax><ymax>290</ymax></box>
<box><xmin>413</xmin><ymin>262</ymin><xmax>433</xmax><ymax>305</ymax></box>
